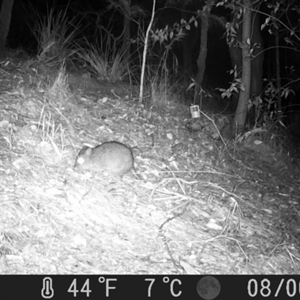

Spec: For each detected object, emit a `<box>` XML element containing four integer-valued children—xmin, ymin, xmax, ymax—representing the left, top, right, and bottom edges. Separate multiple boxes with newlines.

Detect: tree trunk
<box><xmin>181</xmin><ymin>8</ymin><xmax>192</xmax><ymax>88</ymax></box>
<box><xmin>228</xmin><ymin>10</ymin><xmax>264</xmax><ymax>116</ymax></box>
<box><xmin>0</xmin><ymin>0</ymin><xmax>15</xmax><ymax>50</ymax></box>
<box><xmin>233</xmin><ymin>0</ymin><xmax>252</xmax><ymax>133</ymax></box>
<box><xmin>123</xmin><ymin>0</ymin><xmax>131</xmax><ymax>62</ymax></box>
<box><xmin>275</xmin><ymin>26</ymin><xmax>282</xmax><ymax>114</ymax></box>
<box><xmin>193</xmin><ymin>0</ymin><xmax>214</xmax><ymax>105</ymax></box>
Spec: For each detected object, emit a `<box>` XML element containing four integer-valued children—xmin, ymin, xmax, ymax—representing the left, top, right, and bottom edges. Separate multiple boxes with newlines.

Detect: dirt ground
<box><xmin>0</xmin><ymin>56</ymin><xmax>299</xmax><ymax>274</ymax></box>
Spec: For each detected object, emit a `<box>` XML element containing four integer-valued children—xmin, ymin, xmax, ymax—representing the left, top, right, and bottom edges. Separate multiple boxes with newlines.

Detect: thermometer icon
<box><xmin>41</xmin><ymin>277</ymin><xmax>54</xmax><ymax>299</ymax></box>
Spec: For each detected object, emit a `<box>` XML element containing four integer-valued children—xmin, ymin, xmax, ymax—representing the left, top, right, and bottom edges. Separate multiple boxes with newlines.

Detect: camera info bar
<box><xmin>0</xmin><ymin>275</ymin><xmax>299</xmax><ymax>300</ymax></box>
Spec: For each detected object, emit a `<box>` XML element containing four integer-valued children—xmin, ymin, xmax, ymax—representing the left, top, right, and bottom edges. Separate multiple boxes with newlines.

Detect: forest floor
<box><xmin>0</xmin><ymin>51</ymin><xmax>300</xmax><ymax>275</ymax></box>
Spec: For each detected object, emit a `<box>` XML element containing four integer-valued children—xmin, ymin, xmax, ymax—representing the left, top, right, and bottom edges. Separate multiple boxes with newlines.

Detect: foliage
<box><xmin>76</xmin><ymin>39</ymin><xmax>129</xmax><ymax>82</ymax></box>
<box><xmin>30</xmin><ymin>5</ymin><xmax>80</xmax><ymax>67</ymax></box>
<box><xmin>106</xmin><ymin>0</ymin><xmax>146</xmax><ymax>19</ymax></box>
<box><xmin>145</xmin><ymin>69</ymin><xmax>179</xmax><ymax>109</ymax></box>
<box><xmin>253</xmin><ymin>80</ymin><xmax>295</xmax><ymax>127</ymax></box>
<box><xmin>261</xmin><ymin>0</ymin><xmax>300</xmax><ymax>45</ymax></box>
<box><xmin>138</xmin><ymin>6</ymin><xmax>199</xmax><ymax>101</ymax></box>
<box><xmin>216</xmin><ymin>0</ymin><xmax>300</xmax><ymax>132</ymax></box>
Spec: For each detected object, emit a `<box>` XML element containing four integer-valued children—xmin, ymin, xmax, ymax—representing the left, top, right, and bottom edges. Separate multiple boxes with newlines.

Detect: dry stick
<box><xmin>200</xmin><ymin>110</ymin><xmax>227</xmax><ymax>148</ymax></box>
<box><xmin>139</xmin><ymin>0</ymin><xmax>156</xmax><ymax>102</ymax></box>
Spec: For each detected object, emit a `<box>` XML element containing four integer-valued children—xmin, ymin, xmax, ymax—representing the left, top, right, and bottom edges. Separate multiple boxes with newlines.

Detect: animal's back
<box><xmin>75</xmin><ymin>141</ymin><xmax>134</xmax><ymax>176</ymax></box>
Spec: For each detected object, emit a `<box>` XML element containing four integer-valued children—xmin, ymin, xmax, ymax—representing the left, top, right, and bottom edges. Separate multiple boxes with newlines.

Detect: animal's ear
<box><xmin>85</xmin><ymin>147</ymin><xmax>93</xmax><ymax>155</ymax></box>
